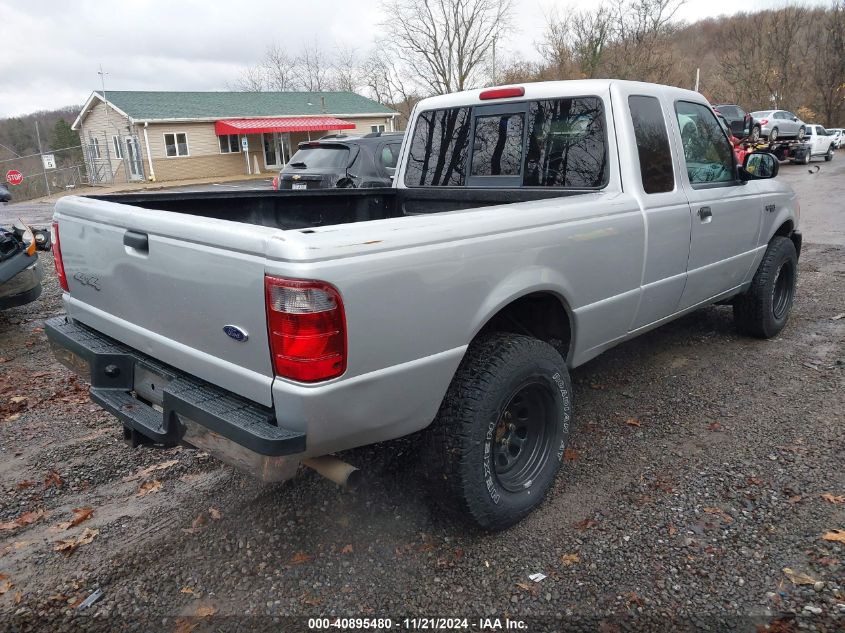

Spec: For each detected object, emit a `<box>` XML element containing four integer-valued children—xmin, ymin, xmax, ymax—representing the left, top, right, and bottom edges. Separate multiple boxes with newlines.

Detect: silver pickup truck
<box><xmin>46</xmin><ymin>80</ymin><xmax>800</xmax><ymax>531</ymax></box>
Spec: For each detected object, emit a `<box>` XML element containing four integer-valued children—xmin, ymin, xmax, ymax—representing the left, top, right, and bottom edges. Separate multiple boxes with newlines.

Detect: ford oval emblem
<box><xmin>223</xmin><ymin>325</ymin><xmax>248</xmax><ymax>342</ymax></box>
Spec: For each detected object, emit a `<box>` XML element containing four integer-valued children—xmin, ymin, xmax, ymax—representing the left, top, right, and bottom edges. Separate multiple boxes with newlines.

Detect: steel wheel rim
<box><xmin>771</xmin><ymin>260</ymin><xmax>795</xmax><ymax>320</ymax></box>
<box><xmin>491</xmin><ymin>381</ymin><xmax>556</xmax><ymax>493</ymax></box>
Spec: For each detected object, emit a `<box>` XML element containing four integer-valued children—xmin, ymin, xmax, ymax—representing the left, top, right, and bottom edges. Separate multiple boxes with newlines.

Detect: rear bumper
<box><xmin>45</xmin><ymin>317</ymin><xmax>305</xmax><ymax>481</ymax></box>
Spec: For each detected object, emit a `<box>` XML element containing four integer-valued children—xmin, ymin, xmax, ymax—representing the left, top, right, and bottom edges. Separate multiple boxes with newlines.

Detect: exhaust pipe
<box><xmin>302</xmin><ymin>456</ymin><xmax>362</xmax><ymax>491</ymax></box>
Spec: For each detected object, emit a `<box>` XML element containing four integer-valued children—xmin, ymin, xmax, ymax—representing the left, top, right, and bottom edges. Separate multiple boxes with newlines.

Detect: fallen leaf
<box><xmin>13</xmin><ymin>541</ymin><xmax>30</xmax><ymax>550</ymax></box>
<box><xmin>515</xmin><ymin>582</ymin><xmax>532</xmax><ymax>591</ymax></box>
<box><xmin>54</xmin><ymin>507</ymin><xmax>94</xmax><ymax>531</ymax></box>
<box><xmin>820</xmin><ymin>493</ymin><xmax>844</xmax><ymax>505</ymax></box>
<box><xmin>0</xmin><ymin>509</ymin><xmax>47</xmax><ymax>531</ymax></box>
<box><xmin>563</xmin><ymin>448</ymin><xmax>580</xmax><ymax>462</ymax></box>
<box><xmin>181</xmin><ymin>512</ymin><xmax>208</xmax><ymax>534</ymax></box>
<box><xmin>15</xmin><ymin>480</ymin><xmax>35</xmax><ymax>490</ymax></box>
<box><xmin>9</xmin><ymin>396</ymin><xmax>27</xmax><ymax>405</ymax></box>
<box><xmin>822</xmin><ymin>529</ymin><xmax>845</xmax><ymax>544</ymax></box>
<box><xmin>668</xmin><ymin>523</ymin><xmax>678</xmax><ymax>536</ymax></box>
<box><xmin>301</xmin><ymin>595</ymin><xmax>323</xmax><ymax>606</ymax></box>
<box><xmin>136</xmin><ymin>480</ymin><xmax>163</xmax><ymax>497</ymax></box>
<box><xmin>708</xmin><ymin>421</ymin><xmax>723</xmax><ymax>431</ymax></box>
<box><xmin>208</xmin><ymin>507</ymin><xmax>221</xmax><ymax>521</ymax></box>
<box><xmin>0</xmin><ymin>580</ymin><xmax>12</xmax><ymax>594</ymax></box>
<box><xmin>290</xmin><ymin>551</ymin><xmax>312</xmax><ymax>565</ymax></box>
<box><xmin>574</xmin><ymin>517</ymin><xmax>598</xmax><ymax>530</ymax></box>
<box><xmin>122</xmin><ymin>459</ymin><xmax>179</xmax><ymax>482</ymax></box>
<box><xmin>703</xmin><ymin>506</ymin><xmax>734</xmax><ymax>523</ymax></box>
<box><xmin>626</xmin><ymin>592</ymin><xmax>644</xmax><ymax>607</ymax></box>
<box><xmin>173</xmin><ymin>618</ymin><xmax>198</xmax><ymax>633</ymax></box>
<box><xmin>44</xmin><ymin>470</ymin><xmax>63</xmax><ymax>489</ymax></box>
<box><xmin>3</xmin><ymin>414</ymin><xmax>21</xmax><ymax>422</ymax></box>
<box><xmin>783</xmin><ymin>567</ymin><xmax>817</xmax><ymax>586</ymax></box>
<box><xmin>625</xmin><ymin>418</ymin><xmax>641</xmax><ymax>427</ymax></box>
<box><xmin>832</xmin><ymin>312</ymin><xmax>845</xmax><ymax>320</ymax></box>
<box><xmin>340</xmin><ymin>544</ymin><xmax>353</xmax><ymax>554</ymax></box>
<box><xmin>560</xmin><ymin>553</ymin><xmax>580</xmax><ymax>566</ymax></box>
<box><xmin>180</xmin><ymin>587</ymin><xmax>195</xmax><ymax>595</ymax></box>
<box><xmin>54</xmin><ymin>528</ymin><xmax>99</xmax><ymax>556</ymax></box>
<box><xmin>14</xmin><ymin>591</ymin><xmax>22</xmax><ymax>604</ymax></box>
<box><xmin>788</xmin><ymin>495</ymin><xmax>803</xmax><ymax>504</ymax></box>
<box><xmin>747</xmin><ymin>477</ymin><xmax>764</xmax><ymax>486</ymax></box>
<box><xmin>194</xmin><ymin>604</ymin><xmax>217</xmax><ymax>618</ymax></box>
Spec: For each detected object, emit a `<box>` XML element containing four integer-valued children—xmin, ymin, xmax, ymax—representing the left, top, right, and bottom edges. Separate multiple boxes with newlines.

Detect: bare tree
<box><xmin>293</xmin><ymin>42</ymin><xmax>335</xmax><ymax>92</ymax></box>
<box><xmin>381</xmin><ymin>0</ymin><xmax>515</xmax><ymax>94</ymax></box>
<box><xmin>810</xmin><ymin>0</ymin><xmax>845</xmax><ymax>126</ymax></box>
<box><xmin>362</xmin><ymin>45</ymin><xmax>420</xmax><ymax>126</ymax></box>
<box><xmin>263</xmin><ymin>44</ymin><xmax>298</xmax><ymax>91</ymax></box>
<box><xmin>332</xmin><ymin>45</ymin><xmax>363</xmax><ymax>93</ymax></box>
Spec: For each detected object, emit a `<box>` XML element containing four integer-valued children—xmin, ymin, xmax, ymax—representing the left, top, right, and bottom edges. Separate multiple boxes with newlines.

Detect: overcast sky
<box><xmin>0</xmin><ymin>0</ymin><xmax>824</xmax><ymax>118</ymax></box>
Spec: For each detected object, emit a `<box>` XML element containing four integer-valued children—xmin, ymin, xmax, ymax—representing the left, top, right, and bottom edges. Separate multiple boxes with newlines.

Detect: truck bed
<box><xmin>91</xmin><ymin>188</ymin><xmax>586</xmax><ymax>231</ymax></box>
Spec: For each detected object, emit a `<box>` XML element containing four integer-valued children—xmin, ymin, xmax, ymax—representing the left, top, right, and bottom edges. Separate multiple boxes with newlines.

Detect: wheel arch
<box><xmin>470</xmin><ymin>287</ymin><xmax>575</xmax><ymax>363</ymax></box>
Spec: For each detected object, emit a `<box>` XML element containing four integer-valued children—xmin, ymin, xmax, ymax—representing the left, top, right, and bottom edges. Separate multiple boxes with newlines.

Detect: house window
<box><xmin>219</xmin><ymin>134</ymin><xmax>240</xmax><ymax>154</ymax></box>
<box><xmin>112</xmin><ymin>136</ymin><xmax>123</xmax><ymax>159</ymax></box>
<box><xmin>164</xmin><ymin>132</ymin><xmax>189</xmax><ymax>157</ymax></box>
<box><xmin>90</xmin><ymin>137</ymin><xmax>101</xmax><ymax>159</ymax></box>
<box><xmin>371</xmin><ymin>124</ymin><xmax>386</xmax><ymax>133</ymax></box>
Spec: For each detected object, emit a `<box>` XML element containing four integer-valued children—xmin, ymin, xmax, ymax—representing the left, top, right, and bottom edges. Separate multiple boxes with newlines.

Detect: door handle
<box><xmin>124</xmin><ymin>230</ymin><xmax>149</xmax><ymax>252</ymax></box>
<box><xmin>698</xmin><ymin>206</ymin><xmax>712</xmax><ymax>223</ymax></box>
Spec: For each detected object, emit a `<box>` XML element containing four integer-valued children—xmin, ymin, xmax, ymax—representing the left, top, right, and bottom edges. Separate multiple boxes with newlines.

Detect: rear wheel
<box><xmin>769</xmin><ymin>127</ymin><xmax>779</xmax><ymax>141</ymax></box>
<box><xmin>825</xmin><ymin>145</ymin><xmax>834</xmax><ymax>162</ymax></box>
<box><xmin>749</xmin><ymin>125</ymin><xmax>761</xmax><ymax>142</ymax></box>
<box><xmin>802</xmin><ymin>151</ymin><xmax>811</xmax><ymax>165</ymax></box>
<box><xmin>733</xmin><ymin>236</ymin><xmax>798</xmax><ymax>338</ymax></box>
<box><xmin>422</xmin><ymin>333</ymin><xmax>572</xmax><ymax>531</ymax></box>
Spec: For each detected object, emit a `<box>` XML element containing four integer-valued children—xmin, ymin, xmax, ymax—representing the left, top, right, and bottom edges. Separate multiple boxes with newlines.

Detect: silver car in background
<box><xmin>750</xmin><ymin>110</ymin><xmax>806</xmax><ymax>141</ymax></box>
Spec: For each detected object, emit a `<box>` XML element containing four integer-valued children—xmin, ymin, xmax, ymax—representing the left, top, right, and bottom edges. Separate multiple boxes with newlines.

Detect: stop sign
<box><xmin>5</xmin><ymin>170</ymin><xmax>23</xmax><ymax>186</ymax></box>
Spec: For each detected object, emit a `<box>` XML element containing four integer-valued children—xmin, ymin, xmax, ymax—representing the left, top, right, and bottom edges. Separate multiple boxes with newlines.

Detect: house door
<box><xmin>125</xmin><ymin>137</ymin><xmax>144</xmax><ymax>181</ymax></box>
<box><xmin>263</xmin><ymin>133</ymin><xmax>291</xmax><ymax>169</ymax></box>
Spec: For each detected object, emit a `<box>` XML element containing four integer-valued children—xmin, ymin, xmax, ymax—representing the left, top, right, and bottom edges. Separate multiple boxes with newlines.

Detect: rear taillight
<box><xmin>51</xmin><ymin>221</ymin><xmax>69</xmax><ymax>292</ymax></box>
<box><xmin>760</xmin><ymin>119</ymin><xmax>769</xmax><ymax>125</ymax></box>
<box><xmin>265</xmin><ymin>276</ymin><xmax>346</xmax><ymax>382</ymax></box>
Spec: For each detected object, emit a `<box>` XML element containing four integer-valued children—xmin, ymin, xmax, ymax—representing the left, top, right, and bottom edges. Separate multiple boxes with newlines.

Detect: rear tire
<box><xmin>749</xmin><ymin>125</ymin><xmax>761</xmax><ymax>142</ymax></box>
<box><xmin>802</xmin><ymin>151</ymin><xmax>811</xmax><ymax>165</ymax></box>
<box><xmin>422</xmin><ymin>333</ymin><xmax>572</xmax><ymax>531</ymax></box>
<box><xmin>825</xmin><ymin>145</ymin><xmax>834</xmax><ymax>162</ymax></box>
<box><xmin>769</xmin><ymin>127</ymin><xmax>779</xmax><ymax>141</ymax></box>
<box><xmin>733</xmin><ymin>236</ymin><xmax>798</xmax><ymax>339</ymax></box>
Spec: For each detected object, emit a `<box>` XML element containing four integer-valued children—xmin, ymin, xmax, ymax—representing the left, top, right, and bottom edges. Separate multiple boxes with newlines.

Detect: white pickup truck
<box><xmin>46</xmin><ymin>80</ymin><xmax>801</xmax><ymax>530</ymax></box>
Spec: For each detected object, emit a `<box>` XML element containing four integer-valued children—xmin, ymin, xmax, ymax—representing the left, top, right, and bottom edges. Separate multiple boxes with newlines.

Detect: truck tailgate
<box><xmin>55</xmin><ymin>196</ymin><xmax>278</xmax><ymax>406</ymax></box>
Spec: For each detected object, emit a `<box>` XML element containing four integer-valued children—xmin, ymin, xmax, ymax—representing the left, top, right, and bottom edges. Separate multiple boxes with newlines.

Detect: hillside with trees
<box><xmin>0</xmin><ymin>106</ymin><xmax>82</xmax><ymax>161</ymax></box>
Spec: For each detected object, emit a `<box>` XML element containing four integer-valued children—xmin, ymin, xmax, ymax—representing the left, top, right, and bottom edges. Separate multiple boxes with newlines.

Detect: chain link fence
<box><xmin>2</xmin><ymin>131</ymin><xmax>145</xmax><ymax>202</ymax></box>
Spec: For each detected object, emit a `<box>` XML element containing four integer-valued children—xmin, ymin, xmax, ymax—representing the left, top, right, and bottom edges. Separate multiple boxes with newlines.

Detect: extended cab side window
<box><xmin>628</xmin><ymin>95</ymin><xmax>674</xmax><ymax>194</ymax></box>
<box><xmin>404</xmin><ymin>108</ymin><xmax>471</xmax><ymax>186</ymax></box>
<box><xmin>675</xmin><ymin>101</ymin><xmax>735</xmax><ymax>186</ymax></box>
<box><xmin>523</xmin><ymin>97</ymin><xmax>607</xmax><ymax>188</ymax></box>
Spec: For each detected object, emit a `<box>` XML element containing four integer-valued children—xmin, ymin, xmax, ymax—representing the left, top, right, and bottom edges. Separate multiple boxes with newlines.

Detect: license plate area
<box><xmin>133</xmin><ymin>363</ymin><xmax>173</xmax><ymax>407</ymax></box>
<box><xmin>292</xmin><ymin>182</ymin><xmax>307</xmax><ymax>190</ymax></box>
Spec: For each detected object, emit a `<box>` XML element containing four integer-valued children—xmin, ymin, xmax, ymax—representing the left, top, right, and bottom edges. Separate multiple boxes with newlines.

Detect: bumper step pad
<box><xmin>46</xmin><ymin>317</ymin><xmax>305</xmax><ymax>456</ymax></box>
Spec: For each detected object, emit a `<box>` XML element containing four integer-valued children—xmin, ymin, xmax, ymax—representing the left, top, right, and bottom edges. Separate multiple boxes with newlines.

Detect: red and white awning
<box><xmin>214</xmin><ymin>117</ymin><xmax>356</xmax><ymax>135</ymax></box>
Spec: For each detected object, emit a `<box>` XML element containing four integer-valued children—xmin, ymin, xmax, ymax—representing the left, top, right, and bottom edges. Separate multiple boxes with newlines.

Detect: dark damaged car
<box><xmin>272</xmin><ymin>133</ymin><xmax>404</xmax><ymax>190</ymax></box>
<box><xmin>1</xmin><ymin>222</ymin><xmax>44</xmax><ymax>310</ymax></box>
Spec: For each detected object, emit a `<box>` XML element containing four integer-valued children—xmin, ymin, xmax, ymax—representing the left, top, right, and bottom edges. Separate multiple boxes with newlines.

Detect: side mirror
<box><xmin>792</xmin><ymin>117</ymin><xmax>799</xmax><ymax>122</ymax></box>
<box><xmin>739</xmin><ymin>152</ymin><xmax>779</xmax><ymax>181</ymax></box>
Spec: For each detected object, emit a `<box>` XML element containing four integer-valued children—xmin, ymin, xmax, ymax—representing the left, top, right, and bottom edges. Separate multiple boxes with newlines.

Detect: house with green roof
<box><xmin>72</xmin><ymin>90</ymin><xmax>398</xmax><ymax>183</ymax></box>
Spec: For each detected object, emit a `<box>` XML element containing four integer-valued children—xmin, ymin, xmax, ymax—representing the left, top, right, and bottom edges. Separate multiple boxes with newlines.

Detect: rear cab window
<box><xmin>628</xmin><ymin>95</ymin><xmax>674</xmax><ymax>194</ymax></box>
<box><xmin>403</xmin><ymin>96</ymin><xmax>608</xmax><ymax>189</ymax></box>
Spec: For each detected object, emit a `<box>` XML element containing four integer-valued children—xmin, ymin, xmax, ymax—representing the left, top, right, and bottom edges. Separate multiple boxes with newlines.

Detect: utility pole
<box><xmin>694</xmin><ymin>68</ymin><xmax>700</xmax><ymax>92</ymax></box>
<box><xmin>98</xmin><ymin>64</ymin><xmax>115</xmax><ymax>131</ymax></box>
<box><xmin>34</xmin><ymin>120</ymin><xmax>51</xmax><ymax>197</ymax></box>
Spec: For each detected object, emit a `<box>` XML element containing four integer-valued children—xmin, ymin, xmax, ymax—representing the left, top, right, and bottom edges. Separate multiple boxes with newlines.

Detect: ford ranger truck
<box><xmin>46</xmin><ymin>80</ymin><xmax>801</xmax><ymax>531</ymax></box>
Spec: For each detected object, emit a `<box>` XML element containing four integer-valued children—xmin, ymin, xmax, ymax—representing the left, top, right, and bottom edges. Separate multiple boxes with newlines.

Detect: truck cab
<box><xmin>799</xmin><ymin>124</ymin><xmax>836</xmax><ymax>163</ymax></box>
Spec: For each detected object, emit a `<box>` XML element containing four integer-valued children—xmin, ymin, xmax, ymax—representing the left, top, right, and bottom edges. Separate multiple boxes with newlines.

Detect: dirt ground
<box><xmin>0</xmin><ymin>164</ymin><xmax>843</xmax><ymax>633</ymax></box>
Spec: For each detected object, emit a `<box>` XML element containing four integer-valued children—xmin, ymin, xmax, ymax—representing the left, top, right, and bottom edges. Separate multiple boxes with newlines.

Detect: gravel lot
<box><xmin>1</xmin><ymin>162</ymin><xmax>843</xmax><ymax>633</ymax></box>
